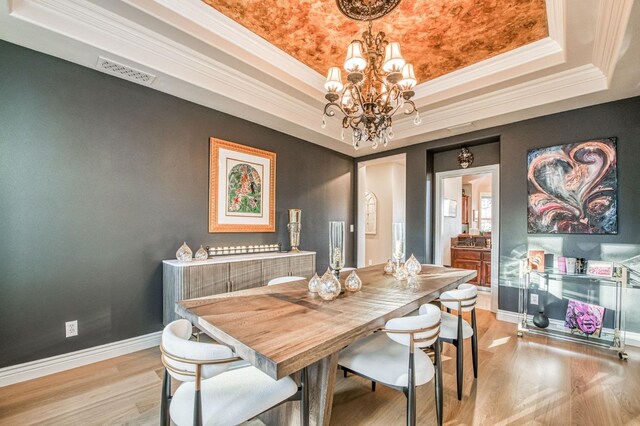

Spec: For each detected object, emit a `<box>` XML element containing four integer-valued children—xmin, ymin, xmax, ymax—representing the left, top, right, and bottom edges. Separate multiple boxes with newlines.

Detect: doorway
<box><xmin>434</xmin><ymin>165</ymin><xmax>500</xmax><ymax>312</ymax></box>
<box><xmin>357</xmin><ymin>154</ymin><xmax>407</xmax><ymax>268</ymax></box>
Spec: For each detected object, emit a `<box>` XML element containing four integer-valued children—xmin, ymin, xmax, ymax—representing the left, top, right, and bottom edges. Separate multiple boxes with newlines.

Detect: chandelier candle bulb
<box><xmin>383</xmin><ymin>42</ymin><xmax>405</xmax><ymax>73</ymax></box>
<box><xmin>400</xmin><ymin>64</ymin><xmax>417</xmax><ymax>91</ymax></box>
<box><xmin>324</xmin><ymin>67</ymin><xmax>343</xmax><ymax>93</ymax></box>
<box><xmin>344</xmin><ymin>40</ymin><xmax>367</xmax><ymax>72</ymax></box>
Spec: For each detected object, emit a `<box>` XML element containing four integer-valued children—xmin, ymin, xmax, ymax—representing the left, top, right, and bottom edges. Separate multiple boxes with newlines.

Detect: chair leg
<box><xmin>300</xmin><ymin>366</ymin><xmax>309</xmax><ymax>426</ymax></box>
<box><xmin>371</xmin><ymin>381</ymin><xmax>376</xmax><ymax>392</ymax></box>
<box><xmin>193</xmin><ymin>389</ymin><xmax>202</xmax><ymax>426</ymax></box>
<box><xmin>434</xmin><ymin>339</ymin><xmax>443</xmax><ymax>426</ymax></box>
<box><xmin>456</xmin><ymin>314</ymin><xmax>464</xmax><ymax>400</ymax></box>
<box><xmin>160</xmin><ymin>368</ymin><xmax>171</xmax><ymax>426</ymax></box>
<box><xmin>343</xmin><ymin>367</ymin><xmax>348</xmax><ymax>378</ymax></box>
<box><xmin>471</xmin><ymin>309</ymin><xmax>478</xmax><ymax>379</ymax></box>
<box><xmin>406</xmin><ymin>352</ymin><xmax>416</xmax><ymax>426</ymax></box>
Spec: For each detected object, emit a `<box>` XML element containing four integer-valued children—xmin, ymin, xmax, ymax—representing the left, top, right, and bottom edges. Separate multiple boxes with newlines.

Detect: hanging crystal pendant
<box><xmin>341</xmin><ymin>128</ymin><xmax>345</xmax><ymax>140</ymax></box>
<box><xmin>414</xmin><ymin>111</ymin><xmax>421</xmax><ymax>125</ymax></box>
<box><xmin>388</xmin><ymin>128</ymin><xmax>394</xmax><ymax>139</ymax></box>
<box><xmin>321</xmin><ymin>115</ymin><xmax>327</xmax><ymax>129</ymax></box>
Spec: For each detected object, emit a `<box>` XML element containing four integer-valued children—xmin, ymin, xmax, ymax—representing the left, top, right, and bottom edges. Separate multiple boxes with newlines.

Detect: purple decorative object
<box><xmin>565</xmin><ymin>299</ymin><xmax>605</xmax><ymax>337</ymax></box>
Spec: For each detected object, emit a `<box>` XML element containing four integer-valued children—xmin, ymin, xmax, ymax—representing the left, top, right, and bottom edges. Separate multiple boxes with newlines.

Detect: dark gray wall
<box><xmin>0</xmin><ymin>40</ymin><xmax>354</xmax><ymax>367</ymax></box>
<box><xmin>358</xmin><ymin>96</ymin><xmax>640</xmax><ymax>331</ymax></box>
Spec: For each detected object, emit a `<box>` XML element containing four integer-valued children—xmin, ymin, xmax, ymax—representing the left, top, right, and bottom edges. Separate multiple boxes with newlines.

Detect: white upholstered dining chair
<box><xmin>425</xmin><ymin>282</ymin><xmax>478</xmax><ymax>400</ymax></box>
<box><xmin>338</xmin><ymin>304</ymin><xmax>443</xmax><ymax>426</ymax></box>
<box><xmin>160</xmin><ymin>319</ymin><xmax>308</xmax><ymax>426</ymax></box>
<box><xmin>267</xmin><ymin>276</ymin><xmax>306</xmax><ymax>286</ymax></box>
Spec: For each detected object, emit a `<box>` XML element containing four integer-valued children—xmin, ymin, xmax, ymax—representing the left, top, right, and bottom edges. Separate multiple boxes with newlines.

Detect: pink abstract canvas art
<box><xmin>527</xmin><ymin>137</ymin><xmax>618</xmax><ymax>234</ymax></box>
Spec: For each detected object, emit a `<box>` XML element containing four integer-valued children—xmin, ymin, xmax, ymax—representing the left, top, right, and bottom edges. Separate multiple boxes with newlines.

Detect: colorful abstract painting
<box><xmin>227</xmin><ymin>162</ymin><xmax>262</xmax><ymax>215</ymax></box>
<box><xmin>209</xmin><ymin>138</ymin><xmax>275</xmax><ymax>233</ymax></box>
<box><xmin>565</xmin><ymin>299</ymin><xmax>605</xmax><ymax>337</ymax></box>
<box><xmin>527</xmin><ymin>137</ymin><xmax>617</xmax><ymax>234</ymax></box>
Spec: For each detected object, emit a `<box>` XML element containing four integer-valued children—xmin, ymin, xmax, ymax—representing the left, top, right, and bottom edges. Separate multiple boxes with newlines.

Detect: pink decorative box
<box><xmin>586</xmin><ymin>260</ymin><xmax>614</xmax><ymax>277</ymax></box>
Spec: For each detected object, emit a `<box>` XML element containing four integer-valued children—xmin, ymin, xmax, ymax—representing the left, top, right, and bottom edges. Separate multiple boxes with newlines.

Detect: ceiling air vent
<box><xmin>96</xmin><ymin>57</ymin><xmax>156</xmax><ymax>86</ymax></box>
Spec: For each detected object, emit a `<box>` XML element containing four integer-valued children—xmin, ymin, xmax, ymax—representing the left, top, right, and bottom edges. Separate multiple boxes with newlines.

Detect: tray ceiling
<box><xmin>202</xmin><ymin>0</ymin><xmax>548</xmax><ymax>83</ymax></box>
<box><xmin>1</xmin><ymin>0</ymin><xmax>637</xmax><ymax>157</ymax></box>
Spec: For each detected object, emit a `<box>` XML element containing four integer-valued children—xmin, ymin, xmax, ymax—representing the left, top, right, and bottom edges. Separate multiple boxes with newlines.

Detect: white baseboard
<box><xmin>0</xmin><ymin>331</ymin><xmax>162</xmax><ymax>387</ymax></box>
<box><xmin>496</xmin><ymin>309</ymin><xmax>639</xmax><ymax>348</ymax></box>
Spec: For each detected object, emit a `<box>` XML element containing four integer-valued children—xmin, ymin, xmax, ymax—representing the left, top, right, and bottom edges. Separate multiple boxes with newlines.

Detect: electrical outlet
<box><xmin>65</xmin><ymin>320</ymin><xmax>78</xmax><ymax>338</ymax></box>
<box><xmin>530</xmin><ymin>294</ymin><xmax>539</xmax><ymax>305</ymax></box>
<box><xmin>368</xmin><ymin>259</ymin><xmax>373</xmax><ymax>265</ymax></box>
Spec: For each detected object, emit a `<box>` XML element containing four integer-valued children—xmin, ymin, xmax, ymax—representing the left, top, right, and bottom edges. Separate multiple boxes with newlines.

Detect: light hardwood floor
<box><xmin>1</xmin><ymin>309</ymin><xmax>639</xmax><ymax>425</ymax></box>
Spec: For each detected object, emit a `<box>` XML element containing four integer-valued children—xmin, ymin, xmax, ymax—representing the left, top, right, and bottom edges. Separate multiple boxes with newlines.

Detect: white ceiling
<box><xmin>1</xmin><ymin>0</ymin><xmax>639</xmax><ymax>158</ymax></box>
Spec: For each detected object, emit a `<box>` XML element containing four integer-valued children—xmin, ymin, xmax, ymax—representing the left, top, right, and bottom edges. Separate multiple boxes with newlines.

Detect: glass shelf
<box><xmin>518</xmin><ymin>263</ymin><xmax>630</xmax><ymax>360</ymax></box>
<box><xmin>531</xmin><ymin>269</ymin><xmax>623</xmax><ymax>286</ymax></box>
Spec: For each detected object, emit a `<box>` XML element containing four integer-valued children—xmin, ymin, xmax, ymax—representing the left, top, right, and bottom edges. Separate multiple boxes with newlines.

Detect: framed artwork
<box><xmin>443</xmin><ymin>199</ymin><xmax>457</xmax><ymax>217</ymax></box>
<box><xmin>527</xmin><ymin>137</ymin><xmax>617</xmax><ymax>234</ymax></box>
<box><xmin>364</xmin><ymin>190</ymin><xmax>377</xmax><ymax>235</ymax></box>
<box><xmin>209</xmin><ymin>137</ymin><xmax>276</xmax><ymax>233</ymax></box>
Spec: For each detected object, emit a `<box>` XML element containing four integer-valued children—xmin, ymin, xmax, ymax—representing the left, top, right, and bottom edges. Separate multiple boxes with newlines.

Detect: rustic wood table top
<box><xmin>176</xmin><ymin>264</ymin><xmax>476</xmax><ymax>380</ymax></box>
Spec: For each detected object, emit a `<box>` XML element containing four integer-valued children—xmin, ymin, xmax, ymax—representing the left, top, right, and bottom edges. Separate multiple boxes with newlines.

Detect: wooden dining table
<box><xmin>176</xmin><ymin>263</ymin><xmax>476</xmax><ymax>425</ymax></box>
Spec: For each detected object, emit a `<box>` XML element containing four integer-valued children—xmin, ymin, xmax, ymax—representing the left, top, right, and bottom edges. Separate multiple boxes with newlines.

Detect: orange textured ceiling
<box><xmin>203</xmin><ymin>0</ymin><xmax>548</xmax><ymax>84</ymax></box>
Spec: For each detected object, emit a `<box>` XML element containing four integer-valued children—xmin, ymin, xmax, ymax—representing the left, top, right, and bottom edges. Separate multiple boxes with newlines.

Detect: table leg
<box><xmin>258</xmin><ymin>353</ymin><xmax>339</xmax><ymax>426</ymax></box>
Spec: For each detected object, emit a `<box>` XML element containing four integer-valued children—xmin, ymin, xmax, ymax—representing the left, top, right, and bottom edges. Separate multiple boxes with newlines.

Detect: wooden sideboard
<box><xmin>451</xmin><ymin>243</ymin><xmax>491</xmax><ymax>288</ymax></box>
<box><xmin>163</xmin><ymin>251</ymin><xmax>316</xmax><ymax>324</ymax></box>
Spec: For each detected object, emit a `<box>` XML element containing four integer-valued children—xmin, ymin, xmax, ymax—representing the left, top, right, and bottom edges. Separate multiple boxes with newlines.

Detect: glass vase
<box><xmin>329</xmin><ymin>221</ymin><xmax>345</xmax><ymax>278</ymax></box>
<box><xmin>392</xmin><ymin>222</ymin><xmax>405</xmax><ymax>268</ymax></box>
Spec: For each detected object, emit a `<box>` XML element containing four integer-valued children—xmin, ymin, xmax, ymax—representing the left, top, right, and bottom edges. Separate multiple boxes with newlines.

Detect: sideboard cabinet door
<box><xmin>163</xmin><ymin>263</ymin><xmax>229</xmax><ymax>324</ymax></box>
<box><xmin>230</xmin><ymin>260</ymin><xmax>263</xmax><ymax>292</ymax></box>
<box><xmin>262</xmin><ymin>257</ymin><xmax>291</xmax><ymax>283</ymax></box>
<box><xmin>290</xmin><ymin>254</ymin><xmax>315</xmax><ymax>278</ymax></box>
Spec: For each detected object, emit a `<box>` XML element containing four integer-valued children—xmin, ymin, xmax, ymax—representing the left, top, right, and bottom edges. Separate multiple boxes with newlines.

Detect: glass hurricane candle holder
<box><xmin>308</xmin><ymin>273</ymin><xmax>321</xmax><ymax>293</ymax></box>
<box><xmin>344</xmin><ymin>270</ymin><xmax>362</xmax><ymax>292</ymax></box>
<box><xmin>329</xmin><ymin>221</ymin><xmax>346</xmax><ymax>280</ymax></box>
<box><xmin>405</xmin><ymin>254</ymin><xmax>421</xmax><ymax>276</ymax></box>
<box><xmin>318</xmin><ymin>268</ymin><xmax>341</xmax><ymax>301</ymax></box>
<box><xmin>176</xmin><ymin>242</ymin><xmax>193</xmax><ymax>262</ymax></box>
<box><xmin>392</xmin><ymin>222</ymin><xmax>405</xmax><ymax>271</ymax></box>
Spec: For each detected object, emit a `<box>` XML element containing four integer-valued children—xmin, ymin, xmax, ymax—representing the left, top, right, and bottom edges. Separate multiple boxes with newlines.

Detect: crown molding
<box><xmin>392</xmin><ymin>64</ymin><xmax>607</xmax><ymax>139</ymax></box>
<box><xmin>592</xmin><ymin>0</ymin><xmax>634</xmax><ymax>84</ymax></box>
<box><xmin>126</xmin><ymin>0</ymin><xmax>325</xmax><ymax>95</ymax></box>
<box><xmin>9</xmin><ymin>0</ymin><xmax>345</xmax><ymax>140</ymax></box>
<box><xmin>1</xmin><ymin>0</ymin><xmax>636</xmax><ymax>156</ymax></box>
<box><xmin>413</xmin><ymin>0</ymin><xmax>565</xmax><ymax>104</ymax></box>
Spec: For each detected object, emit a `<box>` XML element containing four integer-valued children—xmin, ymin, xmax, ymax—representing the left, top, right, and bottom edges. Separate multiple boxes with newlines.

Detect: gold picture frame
<box><xmin>209</xmin><ymin>137</ymin><xmax>276</xmax><ymax>233</ymax></box>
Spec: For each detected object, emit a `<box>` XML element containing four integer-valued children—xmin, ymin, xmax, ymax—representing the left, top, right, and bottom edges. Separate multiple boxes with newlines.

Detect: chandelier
<box><xmin>322</xmin><ymin>0</ymin><xmax>421</xmax><ymax>150</ymax></box>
